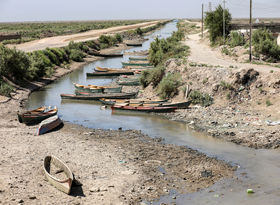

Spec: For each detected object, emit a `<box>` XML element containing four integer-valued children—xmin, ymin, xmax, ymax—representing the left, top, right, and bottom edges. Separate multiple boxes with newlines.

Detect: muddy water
<box><xmin>26</xmin><ymin>21</ymin><xmax>280</xmax><ymax>205</ymax></box>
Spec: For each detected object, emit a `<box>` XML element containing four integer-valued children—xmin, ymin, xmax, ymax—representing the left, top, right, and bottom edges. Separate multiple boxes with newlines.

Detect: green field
<box><xmin>0</xmin><ymin>20</ymin><xmax>150</xmax><ymax>44</ymax></box>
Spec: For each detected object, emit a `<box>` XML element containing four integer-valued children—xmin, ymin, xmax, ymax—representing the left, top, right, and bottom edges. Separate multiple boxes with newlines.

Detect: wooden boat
<box><xmin>111</xmin><ymin>105</ymin><xmax>177</xmax><ymax>113</ymax></box>
<box><xmin>117</xmin><ymin>80</ymin><xmax>140</xmax><ymax>86</ymax></box>
<box><xmin>92</xmin><ymin>51</ymin><xmax>123</xmax><ymax>57</ymax></box>
<box><xmin>74</xmin><ymin>83</ymin><xmax>103</xmax><ymax>93</ymax></box>
<box><xmin>99</xmin><ymin>98</ymin><xmax>168</xmax><ymax>105</ymax></box>
<box><xmin>86</xmin><ymin>70</ymin><xmax>134</xmax><ymax>77</ymax></box>
<box><xmin>126</xmin><ymin>42</ymin><xmax>142</xmax><ymax>46</ymax></box>
<box><xmin>94</xmin><ymin>66</ymin><xmax>121</xmax><ymax>72</ymax></box>
<box><xmin>37</xmin><ymin>115</ymin><xmax>62</xmax><ymax>135</ymax></box>
<box><xmin>103</xmin><ymin>86</ymin><xmax>122</xmax><ymax>93</ymax></box>
<box><xmin>122</xmin><ymin>62</ymin><xmax>152</xmax><ymax>67</ymax></box>
<box><xmin>43</xmin><ymin>155</ymin><xmax>73</xmax><ymax>194</ymax></box>
<box><xmin>17</xmin><ymin>106</ymin><xmax>46</xmax><ymax>123</ymax></box>
<box><xmin>60</xmin><ymin>92</ymin><xmax>137</xmax><ymax>100</ymax></box>
<box><xmin>129</xmin><ymin>57</ymin><xmax>148</xmax><ymax>61</ymax></box>
<box><xmin>117</xmin><ymin>100</ymin><xmax>192</xmax><ymax>109</ymax></box>
<box><xmin>18</xmin><ymin>107</ymin><xmax>58</xmax><ymax>125</ymax></box>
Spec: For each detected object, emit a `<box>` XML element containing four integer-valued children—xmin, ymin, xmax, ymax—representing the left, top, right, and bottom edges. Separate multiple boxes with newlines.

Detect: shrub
<box><xmin>29</xmin><ymin>50</ymin><xmax>53</xmax><ymax>78</ymax></box>
<box><xmin>43</xmin><ymin>48</ymin><xmax>60</xmax><ymax>65</ymax></box>
<box><xmin>0</xmin><ymin>79</ymin><xmax>13</xmax><ymax>97</ymax></box>
<box><xmin>140</xmin><ymin>70</ymin><xmax>151</xmax><ymax>88</ymax></box>
<box><xmin>0</xmin><ymin>45</ymin><xmax>30</xmax><ymax>81</ymax></box>
<box><xmin>220</xmin><ymin>81</ymin><xmax>233</xmax><ymax>90</ymax></box>
<box><xmin>136</xmin><ymin>28</ymin><xmax>143</xmax><ymax>35</ymax></box>
<box><xmin>69</xmin><ymin>49</ymin><xmax>85</xmax><ymax>62</ymax></box>
<box><xmin>252</xmin><ymin>29</ymin><xmax>280</xmax><ymax>61</ymax></box>
<box><xmin>229</xmin><ymin>31</ymin><xmax>245</xmax><ymax>47</ymax></box>
<box><xmin>149</xmin><ymin>66</ymin><xmax>165</xmax><ymax>88</ymax></box>
<box><xmin>189</xmin><ymin>90</ymin><xmax>213</xmax><ymax>107</ymax></box>
<box><xmin>114</xmin><ymin>33</ymin><xmax>123</xmax><ymax>43</ymax></box>
<box><xmin>205</xmin><ymin>5</ymin><xmax>232</xmax><ymax>43</ymax></box>
<box><xmin>158</xmin><ymin>73</ymin><xmax>181</xmax><ymax>99</ymax></box>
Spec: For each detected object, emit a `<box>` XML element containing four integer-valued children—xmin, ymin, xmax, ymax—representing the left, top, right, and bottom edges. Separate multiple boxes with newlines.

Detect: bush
<box><xmin>149</xmin><ymin>29</ymin><xmax>189</xmax><ymax>66</ymax></box>
<box><xmin>43</xmin><ymin>48</ymin><xmax>60</xmax><ymax>66</ymax></box>
<box><xmin>189</xmin><ymin>90</ymin><xmax>213</xmax><ymax>107</ymax></box>
<box><xmin>98</xmin><ymin>35</ymin><xmax>118</xmax><ymax>49</ymax></box>
<box><xmin>114</xmin><ymin>33</ymin><xmax>123</xmax><ymax>43</ymax></box>
<box><xmin>149</xmin><ymin>66</ymin><xmax>165</xmax><ymax>88</ymax></box>
<box><xmin>252</xmin><ymin>29</ymin><xmax>280</xmax><ymax>61</ymax></box>
<box><xmin>205</xmin><ymin>5</ymin><xmax>232</xmax><ymax>43</ymax></box>
<box><xmin>136</xmin><ymin>28</ymin><xmax>143</xmax><ymax>35</ymax></box>
<box><xmin>140</xmin><ymin>70</ymin><xmax>151</xmax><ymax>88</ymax></box>
<box><xmin>158</xmin><ymin>73</ymin><xmax>181</xmax><ymax>99</ymax></box>
<box><xmin>29</xmin><ymin>51</ymin><xmax>53</xmax><ymax>78</ymax></box>
<box><xmin>229</xmin><ymin>31</ymin><xmax>245</xmax><ymax>47</ymax></box>
<box><xmin>0</xmin><ymin>45</ymin><xmax>30</xmax><ymax>81</ymax></box>
<box><xmin>69</xmin><ymin>49</ymin><xmax>85</xmax><ymax>62</ymax></box>
<box><xmin>0</xmin><ymin>79</ymin><xmax>13</xmax><ymax>97</ymax></box>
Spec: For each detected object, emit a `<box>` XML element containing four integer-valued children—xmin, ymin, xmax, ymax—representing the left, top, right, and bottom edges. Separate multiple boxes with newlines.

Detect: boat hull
<box><xmin>19</xmin><ymin>108</ymin><xmax>58</xmax><ymax>125</ymax></box>
<box><xmin>87</xmin><ymin>71</ymin><xmax>134</xmax><ymax>77</ymax></box>
<box><xmin>43</xmin><ymin>155</ymin><xmax>73</xmax><ymax>194</ymax></box>
<box><xmin>111</xmin><ymin>105</ymin><xmax>177</xmax><ymax>113</ymax></box>
<box><xmin>37</xmin><ymin>115</ymin><xmax>62</xmax><ymax>135</ymax></box>
<box><xmin>117</xmin><ymin>80</ymin><xmax>140</xmax><ymax>86</ymax></box>
<box><xmin>122</xmin><ymin>62</ymin><xmax>152</xmax><ymax>67</ymax></box>
<box><xmin>61</xmin><ymin>92</ymin><xmax>137</xmax><ymax>100</ymax></box>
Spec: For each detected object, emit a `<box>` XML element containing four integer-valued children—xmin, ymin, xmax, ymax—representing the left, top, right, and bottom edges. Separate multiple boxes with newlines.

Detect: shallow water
<box><xmin>26</xmin><ymin>21</ymin><xmax>280</xmax><ymax>204</ymax></box>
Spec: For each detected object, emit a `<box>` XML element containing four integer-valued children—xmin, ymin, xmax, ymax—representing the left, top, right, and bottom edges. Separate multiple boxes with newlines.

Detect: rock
<box><xmin>29</xmin><ymin>196</ymin><xmax>36</xmax><ymax>200</ymax></box>
<box><xmin>201</xmin><ymin>170</ymin><xmax>213</xmax><ymax>177</ymax></box>
<box><xmin>18</xmin><ymin>199</ymin><xmax>24</xmax><ymax>203</ymax></box>
<box><xmin>90</xmin><ymin>187</ymin><xmax>100</xmax><ymax>192</ymax></box>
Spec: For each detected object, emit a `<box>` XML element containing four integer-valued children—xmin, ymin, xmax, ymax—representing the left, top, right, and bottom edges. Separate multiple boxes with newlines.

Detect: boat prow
<box><xmin>43</xmin><ymin>155</ymin><xmax>73</xmax><ymax>194</ymax></box>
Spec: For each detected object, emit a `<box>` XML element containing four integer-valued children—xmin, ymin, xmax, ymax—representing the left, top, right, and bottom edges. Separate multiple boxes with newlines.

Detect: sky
<box><xmin>0</xmin><ymin>0</ymin><xmax>279</xmax><ymax>22</ymax></box>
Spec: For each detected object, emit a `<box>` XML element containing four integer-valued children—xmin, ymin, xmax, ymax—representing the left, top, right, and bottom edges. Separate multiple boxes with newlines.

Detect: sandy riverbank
<box><xmin>0</xmin><ymin>44</ymin><xmax>236</xmax><ymax>204</ymax></box>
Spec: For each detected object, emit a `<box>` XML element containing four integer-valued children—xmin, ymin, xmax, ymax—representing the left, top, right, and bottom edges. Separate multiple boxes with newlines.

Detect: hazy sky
<box><xmin>0</xmin><ymin>0</ymin><xmax>279</xmax><ymax>22</ymax></box>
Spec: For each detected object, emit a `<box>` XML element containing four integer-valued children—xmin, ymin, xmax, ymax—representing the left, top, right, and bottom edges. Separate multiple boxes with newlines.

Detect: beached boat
<box><xmin>87</xmin><ymin>70</ymin><xmax>134</xmax><ymax>77</ymax></box>
<box><xmin>129</xmin><ymin>57</ymin><xmax>149</xmax><ymax>61</ymax></box>
<box><xmin>17</xmin><ymin>106</ymin><xmax>46</xmax><ymax>123</ymax></box>
<box><xmin>74</xmin><ymin>83</ymin><xmax>103</xmax><ymax>93</ymax></box>
<box><xmin>18</xmin><ymin>106</ymin><xmax>58</xmax><ymax>125</ymax></box>
<box><xmin>43</xmin><ymin>155</ymin><xmax>73</xmax><ymax>194</ymax></box>
<box><xmin>37</xmin><ymin>115</ymin><xmax>62</xmax><ymax>135</ymax></box>
<box><xmin>111</xmin><ymin>105</ymin><xmax>177</xmax><ymax>113</ymax></box>
<box><xmin>122</xmin><ymin>62</ymin><xmax>152</xmax><ymax>67</ymax></box>
<box><xmin>99</xmin><ymin>98</ymin><xmax>168</xmax><ymax>105</ymax></box>
<box><xmin>61</xmin><ymin>92</ymin><xmax>137</xmax><ymax>100</ymax></box>
<box><xmin>92</xmin><ymin>51</ymin><xmax>123</xmax><ymax>57</ymax></box>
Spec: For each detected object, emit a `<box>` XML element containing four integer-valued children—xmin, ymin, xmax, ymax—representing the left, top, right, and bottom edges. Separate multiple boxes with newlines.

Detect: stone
<box><xmin>29</xmin><ymin>196</ymin><xmax>36</xmax><ymax>200</ymax></box>
<box><xmin>90</xmin><ymin>187</ymin><xmax>100</xmax><ymax>192</ymax></box>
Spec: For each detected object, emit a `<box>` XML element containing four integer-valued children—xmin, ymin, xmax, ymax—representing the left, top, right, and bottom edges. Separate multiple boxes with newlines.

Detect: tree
<box><xmin>205</xmin><ymin>5</ymin><xmax>232</xmax><ymax>43</ymax></box>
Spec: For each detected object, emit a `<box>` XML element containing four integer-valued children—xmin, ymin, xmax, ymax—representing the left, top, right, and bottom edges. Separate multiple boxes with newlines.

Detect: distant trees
<box><xmin>205</xmin><ymin>5</ymin><xmax>232</xmax><ymax>44</ymax></box>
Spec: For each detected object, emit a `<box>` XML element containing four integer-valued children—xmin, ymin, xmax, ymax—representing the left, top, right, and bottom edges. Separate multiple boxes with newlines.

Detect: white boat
<box><xmin>37</xmin><ymin>115</ymin><xmax>62</xmax><ymax>135</ymax></box>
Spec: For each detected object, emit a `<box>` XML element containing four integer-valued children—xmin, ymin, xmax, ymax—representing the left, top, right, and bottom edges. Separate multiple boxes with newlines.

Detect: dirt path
<box><xmin>185</xmin><ymin>32</ymin><xmax>280</xmax><ymax>74</ymax></box>
<box><xmin>9</xmin><ymin>21</ymin><xmax>160</xmax><ymax>52</ymax></box>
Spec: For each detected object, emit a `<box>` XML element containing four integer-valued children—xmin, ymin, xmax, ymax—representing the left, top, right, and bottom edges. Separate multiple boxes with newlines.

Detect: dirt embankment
<box><xmin>140</xmin><ymin>57</ymin><xmax>280</xmax><ymax>149</ymax></box>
